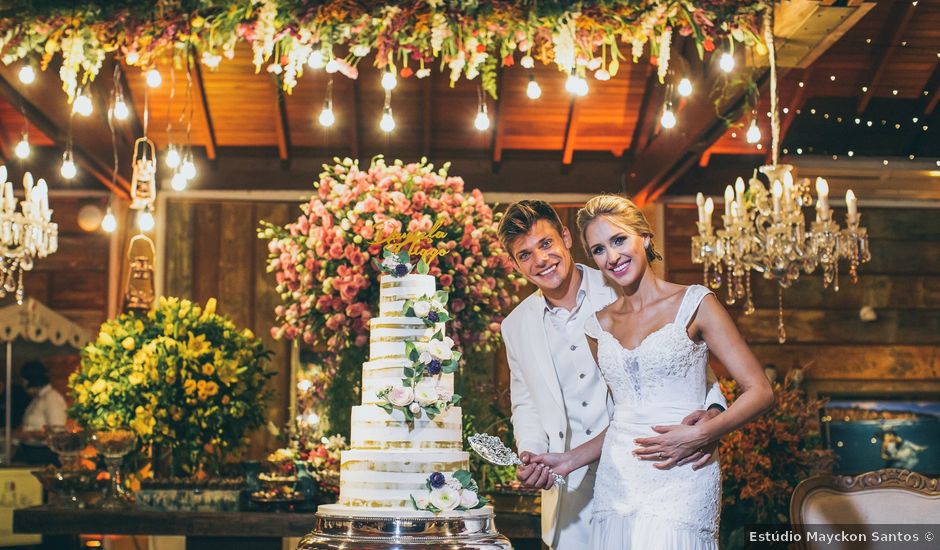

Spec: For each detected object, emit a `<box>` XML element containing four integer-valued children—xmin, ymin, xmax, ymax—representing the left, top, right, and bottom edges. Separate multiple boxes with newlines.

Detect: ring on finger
<box><xmin>658</xmin><ymin>452</ymin><xmax>664</xmax><ymax>459</ymax></box>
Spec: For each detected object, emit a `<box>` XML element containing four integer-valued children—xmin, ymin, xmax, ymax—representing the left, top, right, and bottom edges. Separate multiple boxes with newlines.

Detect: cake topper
<box><xmin>468</xmin><ymin>433</ymin><xmax>566</xmax><ymax>487</ymax></box>
<box><xmin>372</xmin><ymin>218</ymin><xmax>453</xmax><ymax>265</ymax></box>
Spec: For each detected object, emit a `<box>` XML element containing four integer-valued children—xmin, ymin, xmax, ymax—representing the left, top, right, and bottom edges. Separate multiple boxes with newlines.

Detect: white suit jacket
<box><xmin>502</xmin><ymin>265</ymin><xmax>728</xmax><ymax>546</ymax></box>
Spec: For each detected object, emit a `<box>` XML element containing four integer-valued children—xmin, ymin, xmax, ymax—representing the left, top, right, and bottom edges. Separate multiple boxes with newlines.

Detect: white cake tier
<box><xmin>369</xmin><ymin>316</ymin><xmax>437</xmax><ymax>361</ymax></box>
<box><xmin>317</xmin><ymin>502</ymin><xmax>493</xmax><ymax>519</ymax></box>
<box><xmin>378</xmin><ymin>274</ymin><xmax>437</xmax><ymax>316</ymax></box>
<box><xmin>337</xmin><ymin>449</ymin><xmax>470</xmax><ymax>509</ymax></box>
<box><xmin>361</xmin><ymin>359</ymin><xmax>455</xmax><ymax>404</ymax></box>
<box><xmin>350</xmin><ymin>405</ymin><xmax>462</xmax><ymax>450</ymax></box>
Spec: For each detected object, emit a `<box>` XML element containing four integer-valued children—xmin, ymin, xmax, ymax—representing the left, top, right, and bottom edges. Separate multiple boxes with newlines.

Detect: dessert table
<box><xmin>13</xmin><ymin>506</ymin><xmax>542</xmax><ymax>549</ymax></box>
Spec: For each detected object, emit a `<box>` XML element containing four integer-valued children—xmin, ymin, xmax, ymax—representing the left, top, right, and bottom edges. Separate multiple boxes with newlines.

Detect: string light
<box><xmin>677</xmin><ymin>77</ymin><xmax>693</xmax><ymax>97</ymax></box>
<box><xmin>73</xmin><ymin>89</ymin><xmax>93</xmax><ymax>117</ymax></box>
<box><xmin>526</xmin><ymin>75</ymin><xmax>542</xmax><ymax>99</ymax></box>
<box><xmin>166</xmin><ymin>146</ymin><xmax>181</xmax><ymax>169</ymax></box>
<box><xmin>318</xmin><ymin>78</ymin><xmax>335</xmax><ymax>127</ymax></box>
<box><xmin>125</xmin><ymin>51</ymin><xmax>140</xmax><ymax>65</ymax></box>
<box><xmin>60</xmin><ymin>150</ymin><xmax>77</xmax><ymax>179</ymax></box>
<box><xmin>308</xmin><ymin>50</ymin><xmax>325</xmax><ymax>70</ymax></box>
<box><xmin>15</xmin><ymin>133</ymin><xmax>30</xmax><ymax>159</ymax></box>
<box><xmin>113</xmin><ymin>96</ymin><xmax>130</xmax><ymax>120</ymax></box>
<box><xmin>474</xmin><ymin>104</ymin><xmax>490</xmax><ymax>131</ymax></box>
<box><xmin>565</xmin><ymin>72</ymin><xmax>588</xmax><ymax>96</ymax></box>
<box><xmin>138</xmin><ymin>208</ymin><xmax>155</xmax><ymax>231</ymax></box>
<box><xmin>170</xmin><ymin>170</ymin><xmax>187</xmax><ymax>191</ymax></box>
<box><xmin>101</xmin><ymin>207</ymin><xmax>117</xmax><ymax>233</ymax></box>
<box><xmin>18</xmin><ymin>64</ymin><xmax>36</xmax><ymax>84</ymax></box>
<box><xmin>746</xmin><ymin>118</ymin><xmax>761</xmax><ymax>144</ymax></box>
<box><xmin>660</xmin><ymin>102</ymin><xmax>676</xmax><ymax>129</ymax></box>
<box><xmin>146</xmin><ymin>68</ymin><xmax>162</xmax><ymax>88</ymax></box>
<box><xmin>719</xmin><ymin>52</ymin><xmax>735</xmax><ymax>73</ymax></box>
<box><xmin>381</xmin><ymin>68</ymin><xmax>397</xmax><ymax>91</ymax></box>
<box><xmin>380</xmin><ymin>105</ymin><xmax>395</xmax><ymax>133</ymax></box>
<box><xmin>181</xmin><ymin>152</ymin><xmax>196</xmax><ymax>180</ymax></box>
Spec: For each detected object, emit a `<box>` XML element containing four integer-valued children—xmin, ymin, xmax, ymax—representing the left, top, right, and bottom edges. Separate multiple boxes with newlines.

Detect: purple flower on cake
<box><xmin>429</xmin><ymin>472</ymin><xmax>446</xmax><ymax>489</ymax></box>
<box><xmin>387</xmin><ymin>386</ymin><xmax>414</xmax><ymax>407</ymax></box>
<box><xmin>394</xmin><ymin>263</ymin><xmax>410</xmax><ymax>277</ymax></box>
<box><xmin>427</xmin><ymin>311</ymin><xmax>440</xmax><ymax>323</ymax></box>
<box><xmin>426</xmin><ymin>360</ymin><xmax>442</xmax><ymax>375</ymax></box>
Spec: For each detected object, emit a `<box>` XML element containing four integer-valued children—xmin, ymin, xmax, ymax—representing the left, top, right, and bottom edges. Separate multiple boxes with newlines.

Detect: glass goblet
<box><xmin>45</xmin><ymin>426</ymin><xmax>86</xmax><ymax>471</ymax></box>
<box><xmin>91</xmin><ymin>427</ymin><xmax>137</xmax><ymax>509</ymax></box>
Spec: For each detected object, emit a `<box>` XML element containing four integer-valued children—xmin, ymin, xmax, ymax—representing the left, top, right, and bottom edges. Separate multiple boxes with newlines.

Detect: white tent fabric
<box><xmin>2</xmin><ymin>298</ymin><xmax>91</xmax><ymax>464</ymax></box>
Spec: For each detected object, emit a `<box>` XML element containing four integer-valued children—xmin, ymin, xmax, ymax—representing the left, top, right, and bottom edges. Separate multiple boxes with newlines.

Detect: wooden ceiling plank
<box><xmin>191</xmin><ymin>55</ymin><xmax>218</xmax><ymax>160</ymax></box>
<box><xmin>626</xmin><ymin>65</ymin><xmax>661</xmax><ymax>161</ymax></box>
<box><xmin>857</xmin><ymin>2</ymin><xmax>917</xmax><ymax>114</ymax></box>
<box><xmin>350</xmin><ymin>79</ymin><xmax>361</xmax><ymax>160</ymax></box>
<box><xmin>490</xmin><ymin>68</ymin><xmax>505</xmax><ymax>167</ymax></box>
<box><xmin>561</xmin><ymin>97</ymin><xmax>579</xmax><ymax>165</ymax></box>
<box><xmin>0</xmin><ymin>74</ymin><xmax>131</xmax><ymax>197</ymax></box>
<box><xmin>273</xmin><ymin>77</ymin><xmax>290</xmax><ymax>162</ymax></box>
<box><xmin>422</xmin><ymin>75</ymin><xmax>432</xmax><ymax>158</ymax></box>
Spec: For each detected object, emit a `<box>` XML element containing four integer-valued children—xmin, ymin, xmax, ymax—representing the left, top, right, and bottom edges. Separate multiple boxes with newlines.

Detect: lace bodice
<box><xmin>584</xmin><ymin>285</ymin><xmax>712</xmax><ymax>408</ymax></box>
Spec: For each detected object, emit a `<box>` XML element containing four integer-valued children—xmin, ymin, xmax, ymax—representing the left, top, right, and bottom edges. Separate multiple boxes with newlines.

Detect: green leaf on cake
<box><xmin>404</xmin><ymin>367</ymin><xmax>414</xmax><ymax>378</ymax></box>
<box><xmin>397</xmin><ymin>250</ymin><xmax>410</xmax><ymax>265</ymax></box>
<box><xmin>453</xmin><ymin>470</ymin><xmax>473</xmax><ymax>488</ymax></box>
<box><xmin>378</xmin><ymin>403</ymin><xmax>393</xmax><ymax>414</ymax></box>
<box><xmin>435</xmin><ymin>290</ymin><xmax>448</xmax><ymax>304</ymax></box>
<box><xmin>417</xmin><ymin>258</ymin><xmax>429</xmax><ymax>274</ymax></box>
<box><xmin>451</xmin><ymin>394</ymin><xmax>462</xmax><ymax>405</ymax></box>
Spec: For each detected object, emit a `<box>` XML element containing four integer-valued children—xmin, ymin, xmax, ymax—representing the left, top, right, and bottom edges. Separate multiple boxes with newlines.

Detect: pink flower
<box><xmin>439</xmin><ymin>274</ymin><xmax>453</xmax><ymax>288</ymax></box>
<box><xmin>387</xmin><ymin>386</ymin><xmax>414</xmax><ymax>407</ymax></box>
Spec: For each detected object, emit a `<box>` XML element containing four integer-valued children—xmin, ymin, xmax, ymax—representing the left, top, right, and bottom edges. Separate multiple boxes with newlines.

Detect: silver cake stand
<box><xmin>296</xmin><ymin>505</ymin><xmax>513</xmax><ymax>549</ymax></box>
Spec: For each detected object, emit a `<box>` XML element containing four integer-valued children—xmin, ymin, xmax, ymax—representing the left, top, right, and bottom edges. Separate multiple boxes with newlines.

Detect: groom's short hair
<box><xmin>497</xmin><ymin>200</ymin><xmax>565</xmax><ymax>255</ymax></box>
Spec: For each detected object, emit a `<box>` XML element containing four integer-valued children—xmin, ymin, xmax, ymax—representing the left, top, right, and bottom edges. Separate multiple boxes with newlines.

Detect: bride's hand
<box><xmin>530</xmin><ymin>452</ymin><xmax>574</xmax><ymax>478</ymax></box>
<box><xmin>634</xmin><ymin>424</ymin><xmax>711</xmax><ymax>470</ymax></box>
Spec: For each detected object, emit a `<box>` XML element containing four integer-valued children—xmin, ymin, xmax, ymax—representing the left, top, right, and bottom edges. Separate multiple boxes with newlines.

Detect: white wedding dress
<box><xmin>584</xmin><ymin>285</ymin><xmax>720</xmax><ymax>550</ymax></box>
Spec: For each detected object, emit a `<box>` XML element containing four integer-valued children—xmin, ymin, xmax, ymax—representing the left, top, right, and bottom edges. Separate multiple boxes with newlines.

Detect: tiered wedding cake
<box><xmin>318</xmin><ymin>258</ymin><xmax>486</xmax><ymax>517</ymax></box>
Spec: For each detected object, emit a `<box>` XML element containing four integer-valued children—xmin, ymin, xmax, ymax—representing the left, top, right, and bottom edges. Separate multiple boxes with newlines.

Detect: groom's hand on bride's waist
<box><xmin>516</xmin><ymin>451</ymin><xmax>556</xmax><ymax>490</ymax></box>
<box><xmin>634</xmin><ymin>409</ymin><xmax>720</xmax><ymax>471</ymax></box>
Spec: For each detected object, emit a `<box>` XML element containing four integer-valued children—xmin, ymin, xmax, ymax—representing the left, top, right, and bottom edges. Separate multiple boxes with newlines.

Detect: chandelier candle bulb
<box><xmin>704</xmin><ymin>197</ymin><xmax>714</xmax><ymax>228</ymax></box>
<box><xmin>734</xmin><ymin>176</ymin><xmax>745</xmax><ymax>210</ymax></box>
<box><xmin>816</xmin><ymin>177</ymin><xmax>830</xmax><ymax>220</ymax></box>
<box><xmin>772</xmin><ymin>179</ymin><xmax>782</xmax><ymax>214</ymax></box>
<box><xmin>846</xmin><ymin>189</ymin><xmax>858</xmax><ymax>225</ymax></box>
<box><xmin>783</xmin><ymin>171</ymin><xmax>794</xmax><ymax>207</ymax></box>
<box><xmin>696</xmin><ymin>192</ymin><xmax>706</xmax><ymax>225</ymax></box>
<box><xmin>724</xmin><ymin>185</ymin><xmax>734</xmax><ymax>218</ymax></box>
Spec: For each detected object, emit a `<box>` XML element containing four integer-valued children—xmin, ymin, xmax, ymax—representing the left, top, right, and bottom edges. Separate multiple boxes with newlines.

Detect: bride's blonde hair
<box><xmin>576</xmin><ymin>195</ymin><xmax>662</xmax><ymax>264</ymax></box>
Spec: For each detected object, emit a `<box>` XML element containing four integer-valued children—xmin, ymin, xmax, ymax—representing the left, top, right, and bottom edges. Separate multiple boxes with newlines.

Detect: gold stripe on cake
<box><xmin>340</xmin><ymin>498</ymin><xmax>411</xmax><ymax>508</ymax></box>
<box><xmin>369</xmin><ymin>354</ymin><xmax>407</xmax><ymax>361</ymax></box>
<box><xmin>342</xmin><ymin>460</ymin><xmax>468</xmax><ymax>473</ymax></box>
<box><xmin>381</xmin><ymin>280</ymin><xmax>410</xmax><ymax>289</ymax></box>
<box><xmin>371</xmin><ymin>336</ymin><xmax>423</xmax><ymax>343</ymax></box>
<box><xmin>340</xmin><ymin>481</ymin><xmax>427</xmax><ymax>491</ymax></box>
<box><xmin>371</xmin><ymin>322</ymin><xmax>425</xmax><ymax>330</ymax></box>
<box><xmin>353</xmin><ymin>420</ymin><xmax>461</xmax><ymax>430</ymax></box>
<box><xmin>352</xmin><ymin>440</ymin><xmax>463</xmax><ymax>450</ymax></box>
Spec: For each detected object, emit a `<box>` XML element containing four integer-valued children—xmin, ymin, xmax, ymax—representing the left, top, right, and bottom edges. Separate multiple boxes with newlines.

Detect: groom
<box><xmin>497</xmin><ymin>200</ymin><xmax>727</xmax><ymax>549</ymax></box>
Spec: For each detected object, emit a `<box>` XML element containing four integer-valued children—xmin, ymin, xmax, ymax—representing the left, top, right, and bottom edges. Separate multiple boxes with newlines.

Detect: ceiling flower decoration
<box><xmin>0</xmin><ymin>0</ymin><xmax>766</xmax><ymax>100</ymax></box>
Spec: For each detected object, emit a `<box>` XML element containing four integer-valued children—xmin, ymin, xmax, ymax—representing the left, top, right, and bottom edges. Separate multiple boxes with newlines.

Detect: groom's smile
<box><xmin>508</xmin><ymin>220</ymin><xmax>575</xmax><ymax>292</ymax></box>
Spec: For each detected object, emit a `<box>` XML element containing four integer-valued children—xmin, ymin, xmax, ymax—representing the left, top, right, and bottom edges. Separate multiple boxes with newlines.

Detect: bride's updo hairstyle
<box><xmin>576</xmin><ymin>194</ymin><xmax>663</xmax><ymax>264</ymax></box>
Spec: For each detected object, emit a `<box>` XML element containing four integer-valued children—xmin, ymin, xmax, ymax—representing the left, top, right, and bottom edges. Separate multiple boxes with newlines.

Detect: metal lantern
<box><xmin>130</xmin><ymin>137</ymin><xmax>157</xmax><ymax>211</ymax></box>
<box><xmin>124</xmin><ymin>234</ymin><xmax>156</xmax><ymax>312</ymax></box>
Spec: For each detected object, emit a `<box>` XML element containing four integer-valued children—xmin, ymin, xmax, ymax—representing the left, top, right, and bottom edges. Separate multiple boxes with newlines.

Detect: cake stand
<box><xmin>295</xmin><ymin>504</ymin><xmax>513</xmax><ymax>549</ymax></box>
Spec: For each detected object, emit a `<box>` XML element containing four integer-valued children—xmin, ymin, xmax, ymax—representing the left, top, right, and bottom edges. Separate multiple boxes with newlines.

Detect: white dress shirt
<box><xmin>22</xmin><ymin>384</ymin><xmax>67</xmax><ymax>432</ymax></box>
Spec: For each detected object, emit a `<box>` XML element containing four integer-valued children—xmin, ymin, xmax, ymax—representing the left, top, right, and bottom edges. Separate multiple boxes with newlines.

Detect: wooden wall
<box><xmin>663</xmin><ymin>203</ymin><xmax>940</xmax><ymax>396</ymax></box>
<box><xmin>163</xmin><ymin>198</ymin><xmax>297</xmax><ymax>457</ymax></box>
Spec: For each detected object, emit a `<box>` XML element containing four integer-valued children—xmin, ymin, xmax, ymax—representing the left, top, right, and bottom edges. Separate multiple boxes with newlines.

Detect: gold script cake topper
<box><xmin>371</xmin><ymin>218</ymin><xmax>453</xmax><ymax>265</ymax></box>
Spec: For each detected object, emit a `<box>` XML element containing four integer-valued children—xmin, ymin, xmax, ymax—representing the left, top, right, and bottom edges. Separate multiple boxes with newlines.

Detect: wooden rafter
<box><xmin>0</xmin><ymin>74</ymin><xmax>131</xmax><ymax>198</ymax></box>
<box><xmin>626</xmin><ymin>66</ymin><xmax>660</xmax><ymax>160</ymax></box>
<box><xmin>191</xmin><ymin>55</ymin><xmax>218</xmax><ymax>160</ymax></box>
<box><xmin>422</xmin><ymin>75</ymin><xmax>432</xmax><ymax>158</ymax></box>
<box><xmin>490</xmin><ymin>68</ymin><xmax>505</xmax><ymax>167</ymax></box>
<box><xmin>857</xmin><ymin>2</ymin><xmax>917</xmax><ymax>114</ymax></box>
<box><xmin>561</xmin><ymin>97</ymin><xmax>580</xmax><ymax>165</ymax></box>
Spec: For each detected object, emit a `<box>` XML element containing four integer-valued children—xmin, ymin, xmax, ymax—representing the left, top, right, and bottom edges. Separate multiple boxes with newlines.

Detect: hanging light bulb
<box><xmin>165</xmin><ymin>146</ymin><xmax>181</xmax><ymax>169</ymax></box>
<box><xmin>565</xmin><ymin>73</ymin><xmax>588</xmax><ymax>96</ymax></box>
<box><xmin>18</xmin><ymin>65</ymin><xmax>36</xmax><ymax>84</ymax></box>
<box><xmin>319</xmin><ymin>103</ymin><xmax>335</xmax><ymax>127</ymax></box>
<box><xmin>73</xmin><ymin>92</ymin><xmax>93</xmax><ymax>117</ymax></box>
<box><xmin>678</xmin><ymin>77</ymin><xmax>693</xmax><ymax>97</ymax></box>
<box><xmin>113</xmin><ymin>96</ymin><xmax>130</xmax><ymax>120</ymax></box>
<box><xmin>746</xmin><ymin>119</ymin><xmax>762</xmax><ymax>144</ymax></box>
<box><xmin>181</xmin><ymin>154</ymin><xmax>197</xmax><ymax>180</ymax></box>
<box><xmin>138</xmin><ymin>208</ymin><xmax>155</xmax><ymax>231</ymax></box>
<box><xmin>101</xmin><ymin>207</ymin><xmax>117</xmax><ymax>233</ymax></box>
<box><xmin>308</xmin><ymin>50</ymin><xmax>325</xmax><ymax>70</ymax></box>
<box><xmin>526</xmin><ymin>75</ymin><xmax>542</xmax><ymax>99</ymax></box>
<box><xmin>660</xmin><ymin>102</ymin><xmax>677</xmax><ymax>129</ymax></box>
<box><xmin>146</xmin><ymin>68</ymin><xmax>162</xmax><ymax>88</ymax></box>
<box><xmin>719</xmin><ymin>52</ymin><xmax>735</xmax><ymax>73</ymax></box>
<box><xmin>380</xmin><ymin>106</ymin><xmax>395</xmax><ymax>133</ymax></box>
<box><xmin>170</xmin><ymin>171</ymin><xmax>187</xmax><ymax>191</ymax></box>
<box><xmin>60</xmin><ymin>151</ymin><xmax>77</xmax><ymax>179</ymax></box>
<box><xmin>474</xmin><ymin>105</ymin><xmax>490</xmax><ymax>131</ymax></box>
<box><xmin>381</xmin><ymin>69</ymin><xmax>397</xmax><ymax>91</ymax></box>
<box><xmin>15</xmin><ymin>134</ymin><xmax>30</xmax><ymax>159</ymax></box>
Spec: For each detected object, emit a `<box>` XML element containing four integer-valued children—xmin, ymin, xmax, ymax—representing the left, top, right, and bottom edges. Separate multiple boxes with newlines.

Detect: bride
<box><xmin>532</xmin><ymin>195</ymin><xmax>774</xmax><ymax>549</ymax></box>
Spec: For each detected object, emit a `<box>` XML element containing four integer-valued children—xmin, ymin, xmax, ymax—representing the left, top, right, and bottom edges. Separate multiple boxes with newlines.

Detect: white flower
<box><xmin>445</xmin><ymin>476</ymin><xmax>463</xmax><ymax>491</ymax></box>
<box><xmin>419</xmin><ymin>350</ymin><xmax>433</xmax><ymax>364</ymax></box>
<box><xmin>459</xmin><ymin>489</ymin><xmax>479</xmax><ymax>508</ymax></box>
<box><xmin>352</xmin><ymin>44</ymin><xmax>370</xmax><ymax>57</ymax></box>
<box><xmin>429</xmin><ymin>486</ymin><xmax>460</xmax><ymax>511</ymax></box>
<box><xmin>387</xmin><ymin>386</ymin><xmax>415</xmax><ymax>407</ymax></box>
<box><xmin>437</xmin><ymin>388</ymin><xmax>453</xmax><ymax>402</ymax></box>
<box><xmin>409</xmin><ymin>402</ymin><xmax>422</xmax><ymax>415</ymax></box>
<box><xmin>427</xmin><ymin>338</ymin><xmax>454</xmax><ymax>361</ymax></box>
<box><xmin>413</xmin><ymin>300</ymin><xmax>432</xmax><ymax>317</ymax></box>
<box><xmin>416</xmin><ymin>68</ymin><xmax>431</xmax><ymax>79</ymax></box>
<box><xmin>412</xmin><ymin>491</ymin><xmax>430</xmax><ymax>509</ymax></box>
<box><xmin>520</xmin><ymin>55</ymin><xmax>534</xmax><ymax>69</ymax></box>
<box><xmin>415</xmin><ymin>387</ymin><xmax>439</xmax><ymax>406</ymax></box>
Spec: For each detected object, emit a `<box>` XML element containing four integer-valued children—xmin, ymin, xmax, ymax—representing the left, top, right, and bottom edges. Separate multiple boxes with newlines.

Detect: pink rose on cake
<box><xmin>385</xmin><ymin>386</ymin><xmax>414</xmax><ymax>407</ymax></box>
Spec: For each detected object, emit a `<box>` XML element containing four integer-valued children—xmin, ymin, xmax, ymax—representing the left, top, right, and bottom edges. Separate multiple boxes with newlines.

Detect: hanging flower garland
<box><xmin>0</xmin><ymin>1</ymin><xmax>767</xmax><ymax>100</ymax></box>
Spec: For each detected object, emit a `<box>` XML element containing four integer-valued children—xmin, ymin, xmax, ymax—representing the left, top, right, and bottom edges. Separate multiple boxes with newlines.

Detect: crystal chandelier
<box><xmin>690</xmin><ymin>14</ymin><xmax>870</xmax><ymax>343</ymax></box>
<box><xmin>0</xmin><ymin>165</ymin><xmax>58</xmax><ymax>304</ymax></box>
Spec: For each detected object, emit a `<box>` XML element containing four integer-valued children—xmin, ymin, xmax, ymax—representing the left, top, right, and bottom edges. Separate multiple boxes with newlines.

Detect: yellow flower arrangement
<box><xmin>68</xmin><ymin>297</ymin><xmax>274</xmax><ymax>476</ymax></box>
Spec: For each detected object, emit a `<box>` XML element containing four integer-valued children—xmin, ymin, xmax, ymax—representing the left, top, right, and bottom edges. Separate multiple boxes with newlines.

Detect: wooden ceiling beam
<box><xmin>490</xmin><ymin>68</ymin><xmax>505</xmax><ymax>168</ymax></box>
<box><xmin>422</xmin><ymin>75</ymin><xmax>432</xmax><ymax>158</ymax></box>
<box><xmin>561</xmin><ymin>97</ymin><xmax>580</xmax><ymax>165</ymax></box>
<box><xmin>0</xmin><ymin>74</ymin><xmax>131</xmax><ymax>198</ymax></box>
<box><xmin>856</xmin><ymin>2</ymin><xmax>917</xmax><ymax>114</ymax></box>
<box><xmin>273</xmin><ymin>78</ymin><xmax>290</xmax><ymax>162</ymax></box>
<box><xmin>350</xmin><ymin>79</ymin><xmax>362</xmax><ymax>160</ymax></box>
<box><xmin>626</xmin><ymin>66</ymin><xmax>660</xmax><ymax>160</ymax></box>
<box><xmin>191</xmin><ymin>55</ymin><xmax>218</xmax><ymax>160</ymax></box>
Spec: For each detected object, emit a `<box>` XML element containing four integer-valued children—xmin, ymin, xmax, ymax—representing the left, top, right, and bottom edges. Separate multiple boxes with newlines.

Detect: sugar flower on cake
<box><xmin>403</xmin><ymin>290</ymin><xmax>451</xmax><ymax>327</ymax></box>
<box><xmin>411</xmin><ymin>469</ymin><xmax>488</xmax><ymax>513</ymax></box>
<box><xmin>379</xmin><ymin>250</ymin><xmax>414</xmax><ymax>278</ymax></box>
